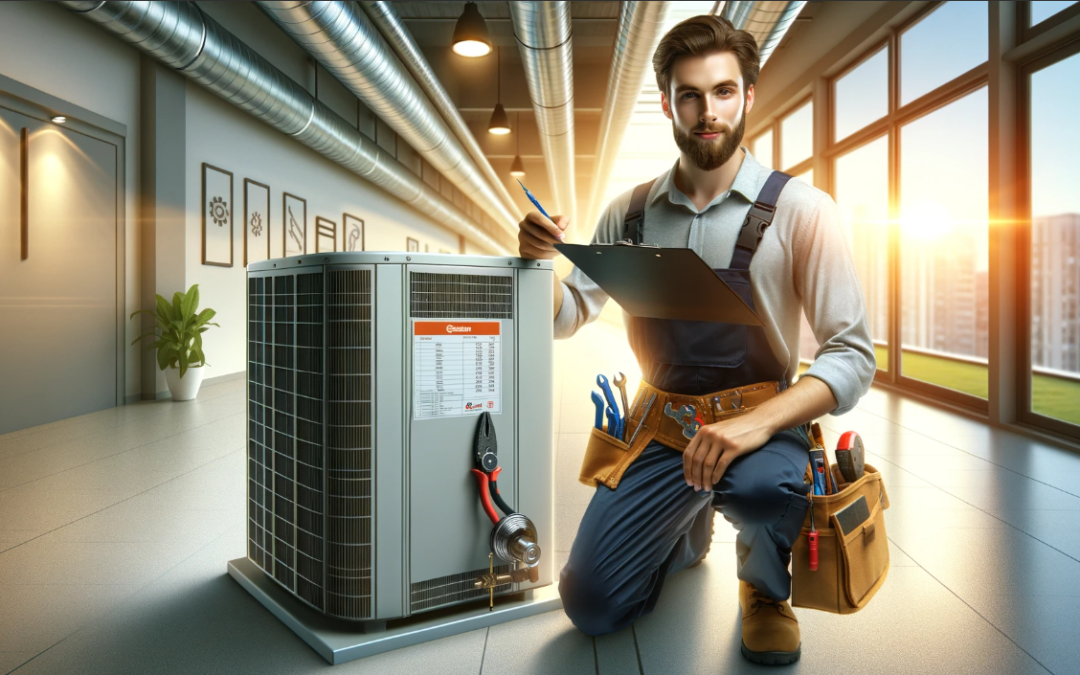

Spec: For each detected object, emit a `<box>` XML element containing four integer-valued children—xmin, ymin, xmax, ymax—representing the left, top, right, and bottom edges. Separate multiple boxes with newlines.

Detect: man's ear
<box><xmin>745</xmin><ymin>84</ymin><xmax>754</xmax><ymax>115</ymax></box>
<box><xmin>661</xmin><ymin>92</ymin><xmax>672</xmax><ymax>120</ymax></box>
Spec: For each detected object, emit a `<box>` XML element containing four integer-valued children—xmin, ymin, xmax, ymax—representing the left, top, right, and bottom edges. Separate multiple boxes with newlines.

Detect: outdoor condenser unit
<box><xmin>243</xmin><ymin>252</ymin><xmax>555</xmax><ymax>629</ymax></box>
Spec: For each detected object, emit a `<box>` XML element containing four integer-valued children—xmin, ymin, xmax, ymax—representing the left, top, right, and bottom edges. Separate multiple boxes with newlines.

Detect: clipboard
<box><xmin>554</xmin><ymin>242</ymin><xmax>762</xmax><ymax>325</ymax></box>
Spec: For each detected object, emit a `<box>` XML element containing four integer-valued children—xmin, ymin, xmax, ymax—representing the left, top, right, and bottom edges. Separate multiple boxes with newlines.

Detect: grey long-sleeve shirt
<box><xmin>554</xmin><ymin>148</ymin><xmax>876</xmax><ymax>415</ymax></box>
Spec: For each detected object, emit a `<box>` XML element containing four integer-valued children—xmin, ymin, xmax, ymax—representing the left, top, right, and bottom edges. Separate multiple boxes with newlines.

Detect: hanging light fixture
<box><xmin>488</xmin><ymin>46</ymin><xmax>510</xmax><ymax>135</ymax></box>
<box><xmin>452</xmin><ymin>2</ymin><xmax>492</xmax><ymax>57</ymax></box>
<box><xmin>510</xmin><ymin>111</ymin><xmax>525</xmax><ymax>177</ymax></box>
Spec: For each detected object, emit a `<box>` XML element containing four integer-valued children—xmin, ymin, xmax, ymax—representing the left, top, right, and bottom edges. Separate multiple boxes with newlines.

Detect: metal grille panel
<box><xmin>248</xmin><ymin>272</ymin><xmax>326</xmax><ymax>613</ymax></box>
<box><xmin>410</xmin><ymin>564</ymin><xmax>515</xmax><ymax>613</ymax></box>
<box><xmin>409</xmin><ymin>272</ymin><xmax>513</xmax><ymax>318</ymax></box>
<box><xmin>326</xmin><ymin>269</ymin><xmax>373</xmax><ymax>619</ymax></box>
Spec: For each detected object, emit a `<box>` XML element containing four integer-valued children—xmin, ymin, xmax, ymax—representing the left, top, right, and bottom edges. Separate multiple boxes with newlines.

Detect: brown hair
<box><xmin>652</xmin><ymin>15</ymin><xmax>760</xmax><ymax>98</ymax></box>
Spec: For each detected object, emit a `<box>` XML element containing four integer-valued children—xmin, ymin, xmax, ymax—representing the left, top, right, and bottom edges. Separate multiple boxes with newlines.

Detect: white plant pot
<box><xmin>165</xmin><ymin>365</ymin><xmax>205</xmax><ymax>401</ymax></box>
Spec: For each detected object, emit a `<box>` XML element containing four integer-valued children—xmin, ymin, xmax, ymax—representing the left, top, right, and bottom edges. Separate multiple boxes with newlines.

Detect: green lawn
<box><xmin>801</xmin><ymin>346</ymin><xmax>1080</xmax><ymax>426</ymax></box>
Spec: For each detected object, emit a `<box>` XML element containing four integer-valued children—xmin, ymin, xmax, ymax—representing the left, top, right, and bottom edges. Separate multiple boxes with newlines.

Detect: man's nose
<box><xmin>700</xmin><ymin>97</ymin><xmax>719</xmax><ymax>123</ymax></box>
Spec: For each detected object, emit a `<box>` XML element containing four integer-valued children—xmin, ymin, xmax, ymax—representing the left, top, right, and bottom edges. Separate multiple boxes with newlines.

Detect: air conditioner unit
<box><xmin>241</xmin><ymin>252</ymin><xmax>555</xmax><ymax>633</ymax></box>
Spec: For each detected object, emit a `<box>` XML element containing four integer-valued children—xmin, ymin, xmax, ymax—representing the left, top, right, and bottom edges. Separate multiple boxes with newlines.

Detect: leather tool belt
<box><xmin>578</xmin><ymin>379</ymin><xmax>782</xmax><ymax>490</ymax></box>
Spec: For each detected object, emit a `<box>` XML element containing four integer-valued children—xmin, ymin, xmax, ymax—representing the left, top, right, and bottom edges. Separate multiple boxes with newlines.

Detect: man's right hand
<box><xmin>518</xmin><ymin>211</ymin><xmax>569</xmax><ymax>260</ymax></box>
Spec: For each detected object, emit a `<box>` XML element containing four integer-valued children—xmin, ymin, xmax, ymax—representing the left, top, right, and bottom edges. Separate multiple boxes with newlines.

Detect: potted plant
<box><xmin>130</xmin><ymin>283</ymin><xmax>220</xmax><ymax>401</ymax></box>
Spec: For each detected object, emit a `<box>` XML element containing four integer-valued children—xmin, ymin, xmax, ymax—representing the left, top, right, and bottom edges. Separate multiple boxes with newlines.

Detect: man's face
<box><xmin>662</xmin><ymin>50</ymin><xmax>753</xmax><ymax>171</ymax></box>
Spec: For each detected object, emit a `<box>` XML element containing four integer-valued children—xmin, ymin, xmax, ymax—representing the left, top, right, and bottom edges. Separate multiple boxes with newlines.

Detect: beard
<box><xmin>672</xmin><ymin>112</ymin><xmax>746</xmax><ymax>172</ymax></box>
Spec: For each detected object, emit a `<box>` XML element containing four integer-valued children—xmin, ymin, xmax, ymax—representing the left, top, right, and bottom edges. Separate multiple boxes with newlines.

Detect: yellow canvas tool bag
<box><xmin>791</xmin><ymin>453</ymin><xmax>891</xmax><ymax>614</ymax></box>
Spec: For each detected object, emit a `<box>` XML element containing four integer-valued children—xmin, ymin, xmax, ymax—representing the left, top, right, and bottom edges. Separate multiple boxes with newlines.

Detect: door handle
<box><xmin>20</xmin><ymin>127</ymin><xmax>28</xmax><ymax>261</ymax></box>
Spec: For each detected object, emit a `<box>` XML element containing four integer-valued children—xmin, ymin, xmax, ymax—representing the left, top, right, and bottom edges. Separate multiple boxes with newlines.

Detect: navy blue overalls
<box><xmin>559</xmin><ymin>171</ymin><xmax>814</xmax><ymax>636</ymax></box>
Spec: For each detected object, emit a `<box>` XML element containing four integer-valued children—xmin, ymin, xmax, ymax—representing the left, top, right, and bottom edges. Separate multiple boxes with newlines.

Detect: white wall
<box><xmin>0</xmin><ymin>0</ymin><xmax>499</xmax><ymax>400</ymax></box>
<box><xmin>0</xmin><ymin>1</ymin><xmax>142</xmax><ymax>397</ymax></box>
<box><xmin>184</xmin><ymin>84</ymin><xmax>461</xmax><ymax>379</ymax></box>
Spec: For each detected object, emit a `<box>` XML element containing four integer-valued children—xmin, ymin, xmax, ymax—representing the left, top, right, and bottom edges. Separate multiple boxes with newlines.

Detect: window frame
<box><xmin>1015</xmin><ymin>37</ymin><xmax>1080</xmax><ymax>439</ymax></box>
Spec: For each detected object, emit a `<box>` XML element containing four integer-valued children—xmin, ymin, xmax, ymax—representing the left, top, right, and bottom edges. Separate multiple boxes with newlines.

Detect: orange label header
<box><xmin>413</xmin><ymin>321</ymin><xmax>500</xmax><ymax>336</ymax></box>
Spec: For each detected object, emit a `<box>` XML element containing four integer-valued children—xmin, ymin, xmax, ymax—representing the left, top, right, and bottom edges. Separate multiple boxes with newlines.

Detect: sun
<box><xmin>900</xmin><ymin>201</ymin><xmax>952</xmax><ymax>241</ymax></box>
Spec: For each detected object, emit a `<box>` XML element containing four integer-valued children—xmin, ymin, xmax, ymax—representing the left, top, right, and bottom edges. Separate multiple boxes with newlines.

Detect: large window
<box><xmin>900</xmin><ymin>1</ymin><xmax>988</xmax><ymax>105</ymax></box>
<box><xmin>899</xmin><ymin>88</ymin><xmax>989</xmax><ymax>398</ymax></box>
<box><xmin>751</xmin><ymin>129</ymin><xmax>773</xmax><ymax>169</ymax></box>
<box><xmin>835</xmin><ymin>136</ymin><xmax>890</xmax><ymax>371</ymax></box>
<box><xmin>780</xmin><ymin>100</ymin><xmax>813</xmax><ymax>170</ymax></box>
<box><xmin>1028</xmin><ymin>51</ymin><xmax>1080</xmax><ymax>427</ymax></box>
<box><xmin>834</xmin><ymin>47</ymin><xmax>888</xmax><ymax>143</ymax></box>
<box><xmin>1030</xmin><ymin>1</ymin><xmax>1078</xmax><ymax>25</ymax></box>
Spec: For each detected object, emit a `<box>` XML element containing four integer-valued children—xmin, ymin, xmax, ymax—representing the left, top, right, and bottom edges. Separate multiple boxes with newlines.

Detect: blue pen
<box><xmin>517</xmin><ymin>179</ymin><xmax>554</xmax><ymax>223</ymax></box>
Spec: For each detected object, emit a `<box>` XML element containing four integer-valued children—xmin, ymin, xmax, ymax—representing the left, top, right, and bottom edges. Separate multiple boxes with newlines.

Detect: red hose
<box><xmin>470</xmin><ymin>469</ymin><xmax>501</xmax><ymax>524</ymax></box>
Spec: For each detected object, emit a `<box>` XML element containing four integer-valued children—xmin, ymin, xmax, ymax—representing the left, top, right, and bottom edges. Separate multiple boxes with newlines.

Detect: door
<box><xmin>0</xmin><ymin>106</ymin><xmax>119</xmax><ymax>435</ymax></box>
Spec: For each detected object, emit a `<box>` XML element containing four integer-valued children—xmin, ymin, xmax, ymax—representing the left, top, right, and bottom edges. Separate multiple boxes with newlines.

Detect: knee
<box><xmin>716</xmin><ymin>458</ymin><xmax>801</xmax><ymax>526</ymax></box>
<box><xmin>558</xmin><ymin>562</ymin><xmax>624</xmax><ymax>636</ymax></box>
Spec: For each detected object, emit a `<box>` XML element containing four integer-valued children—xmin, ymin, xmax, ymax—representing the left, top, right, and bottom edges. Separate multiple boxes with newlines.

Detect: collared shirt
<box><xmin>553</xmin><ymin>147</ymin><xmax>876</xmax><ymax>415</ymax></box>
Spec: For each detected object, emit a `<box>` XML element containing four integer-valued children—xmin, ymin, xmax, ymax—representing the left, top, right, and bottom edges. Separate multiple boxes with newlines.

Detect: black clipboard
<box><xmin>554</xmin><ymin>242</ymin><xmax>762</xmax><ymax>325</ymax></box>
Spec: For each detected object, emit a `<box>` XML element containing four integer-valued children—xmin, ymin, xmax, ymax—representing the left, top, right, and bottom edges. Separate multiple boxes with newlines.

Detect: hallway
<box><xmin>1</xmin><ymin>320</ymin><xmax>1078</xmax><ymax>674</ymax></box>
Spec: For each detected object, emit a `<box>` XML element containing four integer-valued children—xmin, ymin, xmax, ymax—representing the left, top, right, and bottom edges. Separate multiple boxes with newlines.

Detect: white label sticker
<box><xmin>413</xmin><ymin>320</ymin><xmax>501</xmax><ymax>419</ymax></box>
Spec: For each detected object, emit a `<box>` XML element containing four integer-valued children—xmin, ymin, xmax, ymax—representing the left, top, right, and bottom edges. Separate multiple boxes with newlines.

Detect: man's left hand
<box><xmin>683</xmin><ymin>411</ymin><xmax>775</xmax><ymax>490</ymax></box>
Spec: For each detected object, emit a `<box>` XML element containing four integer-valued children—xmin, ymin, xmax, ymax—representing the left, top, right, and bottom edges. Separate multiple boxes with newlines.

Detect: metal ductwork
<box><xmin>721</xmin><ymin>1</ymin><xmax>807</xmax><ymax>65</ymax></box>
<box><xmin>509</xmin><ymin>1</ymin><xmax>577</xmax><ymax>227</ymax></box>
<box><xmin>357</xmin><ymin>1</ymin><xmax>522</xmax><ymax>223</ymax></box>
<box><xmin>583</xmin><ymin>1</ymin><xmax>670</xmax><ymax>237</ymax></box>
<box><xmin>60</xmin><ymin>0</ymin><xmax>511</xmax><ymax>255</ymax></box>
<box><xmin>256</xmin><ymin>0</ymin><xmax>520</xmax><ymax>235</ymax></box>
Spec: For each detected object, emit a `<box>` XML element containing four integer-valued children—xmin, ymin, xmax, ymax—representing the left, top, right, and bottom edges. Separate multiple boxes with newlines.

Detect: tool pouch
<box><xmin>791</xmin><ymin>462</ymin><xmax>891</xmax><ymax>614</ymax></box>
<box><xmin>578</xmin><ymin>396</ymin><xmax>661</xmax><ymax>489</ymax></box>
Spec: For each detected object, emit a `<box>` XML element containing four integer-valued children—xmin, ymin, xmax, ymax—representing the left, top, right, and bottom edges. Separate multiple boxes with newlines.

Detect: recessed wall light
<box><xmin>51</xmin><ymin>115</ymin><xmax>67</xmax><ymax>124</ymax></box>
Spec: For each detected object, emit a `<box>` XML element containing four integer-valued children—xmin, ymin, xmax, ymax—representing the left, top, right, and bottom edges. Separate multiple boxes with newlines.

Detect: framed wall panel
<box><xmin>243</xmin><ymin>178</ymin><xmax>270</xmax><ymax>266</ymax></box>
<box><xmin>343</xmin><ymin>213</ymin><xmax>364</xmax><ymax>251</ymax></box>
<box><xmin>201</xmin><ymin>162</ymin><xmax>233</xmax><ymax>267</ymax></box>
<box><xmin>315</xmin><ymin>216</ymin><xmax>337</xmax><ymax>252</ymax></box>
<box><xmin>283</xmin><ymin>192</ymin><xmax>307</xmax><ymax>256</ymax></box>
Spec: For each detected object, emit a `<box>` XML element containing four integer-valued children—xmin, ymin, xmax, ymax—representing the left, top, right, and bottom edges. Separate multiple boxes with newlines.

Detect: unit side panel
<box><xmin>373</xmin><ymin>264</ymin><xmax>405</xmax><ymax>620</ymax></box>
<box><xmin>514</xmin><ymin>267</ymin><xmax>555</xmax><ymax>590</ymax></box>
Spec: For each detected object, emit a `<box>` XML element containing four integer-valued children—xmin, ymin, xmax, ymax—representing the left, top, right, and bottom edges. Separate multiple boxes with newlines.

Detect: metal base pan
<box><xmin>227</xmin><ymin>558</ymin><xmax>564</xmax><ymax>665</ymax></box>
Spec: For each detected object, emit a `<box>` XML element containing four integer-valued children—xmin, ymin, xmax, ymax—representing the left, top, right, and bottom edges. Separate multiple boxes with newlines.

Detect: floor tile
<box><xmin>635</xmin><ymin>547</ymin><xmax>1050</xmax><ymax>675</ymax></box>
<box><xmin>481</xmin><ymin>604</ymin><xmax>595</xmax><ymax>675</ymax></box>
<box><xmin>0</xmin><ymin>652</ymin><xmax>36</xmax><ymax>675</ymax></box>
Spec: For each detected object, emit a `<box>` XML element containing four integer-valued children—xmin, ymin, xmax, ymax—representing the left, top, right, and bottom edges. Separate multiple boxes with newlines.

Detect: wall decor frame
<box><xmin>243</xmin><ymin>178</ymin><xmax>270</xmax><ymax>266</ymax></box>
<box><xmin>283</xmin><ymin>192</ymin><xmax>307</xmax><ymax>256</ymax></box>
<box><xmin>201</xmin><ymin>162</ymin><xmax>233</xmax><ymax>267</ymax></box>
<box><xmin>406</xmin><ymin>237</ymin><xmax>419</xmax><ymax>252</ymax></box>
<box><xmin>315</xmin><ymin>216</ymin><xmax>337</xmax><ymax>253</ymax></box>
<box><xmin>343</xmin><ymin>213</ymin><xmax>365</xmax><ymax>251</ymax></box>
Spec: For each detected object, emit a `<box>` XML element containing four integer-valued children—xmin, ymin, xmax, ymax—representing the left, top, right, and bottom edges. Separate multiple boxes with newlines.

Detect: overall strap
<box><xmin>730</xmin><ymin>171</ymin><xmax>793</xmax><ymax>270</ymax></box>
<box><xmin>623</xmin><ymin>178</ymin><xmax>658</xmax><ymax>244</ymax></box>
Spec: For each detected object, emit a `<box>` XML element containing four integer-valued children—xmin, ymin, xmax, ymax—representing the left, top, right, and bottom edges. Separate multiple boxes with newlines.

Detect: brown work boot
<box><xmin>738</xmin><ymin>580</ymin><xmax>801</xmax><ymax>665</ymax></box>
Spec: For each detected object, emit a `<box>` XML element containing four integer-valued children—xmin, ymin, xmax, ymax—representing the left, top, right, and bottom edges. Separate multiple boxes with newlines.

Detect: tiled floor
<box><xmin>2</xmin><ymin>320</ymin><xmax>1079</xmax><ymax>674</ymax></box>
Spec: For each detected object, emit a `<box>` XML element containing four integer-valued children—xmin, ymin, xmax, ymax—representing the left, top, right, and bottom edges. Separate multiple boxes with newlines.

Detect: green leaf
<box><xmin>181</xmin><ymin>286</ymin><xmax>196</xmax><ymax>320</ymax></box>
<box><xmin>156</xmin><ymin>295</ymin><xmax>173</xmax><ymax>324</ymax></box>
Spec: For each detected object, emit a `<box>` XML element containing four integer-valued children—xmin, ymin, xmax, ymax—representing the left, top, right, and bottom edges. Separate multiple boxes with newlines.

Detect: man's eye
<box><xmin>682</xmin><ymin>92</ymin><xmax>698</xmax><ymax>99</ymax></box>
<box><xmin>718</xmin><ymin>89</ymin><xmax>732</xmax><ymax>96</ymax></box>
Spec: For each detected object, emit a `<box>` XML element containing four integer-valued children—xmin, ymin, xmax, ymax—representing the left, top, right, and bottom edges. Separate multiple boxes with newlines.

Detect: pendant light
<box><xmin>452</xmin><ymin>2</ymin><xmax>492</xmax><ymax>57</ymax></box>
<box><xmin>509</xmin><ymin>111</ymin><xmax>525</xmax><ymax>177</ymax></box>
<box><xmin>488</xmin><ymin>46</ymin><xmax>511</xmax><ymax>135</ymax></box>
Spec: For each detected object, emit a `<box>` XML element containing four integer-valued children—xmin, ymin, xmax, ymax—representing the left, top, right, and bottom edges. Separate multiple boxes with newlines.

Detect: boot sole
<box><xmin>741</xmin><ymin>641</ymin><xmax>801</xmax><ymax>665</ymax></box>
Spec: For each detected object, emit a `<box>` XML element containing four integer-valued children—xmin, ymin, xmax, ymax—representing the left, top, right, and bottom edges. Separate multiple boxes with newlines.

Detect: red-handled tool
<box><xmin>470</xmin><ymin>468</ymin><xmax>501</xmax><ymax>525</ymax></box>
<box><xmin>808</xmin><ymin>493</ymin><xmax>819</xmax><ymax>571</ymax></box>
